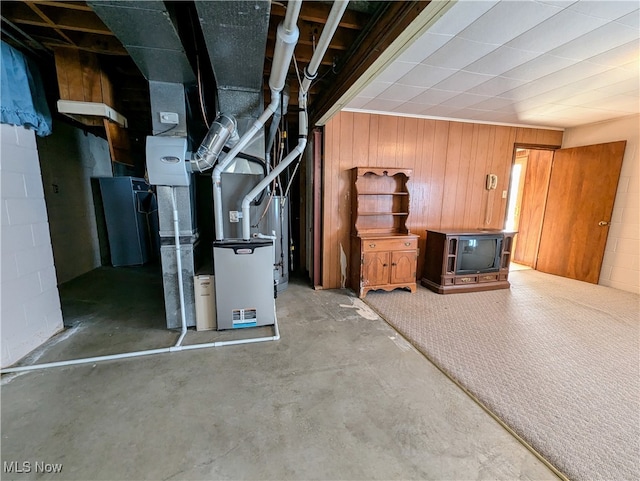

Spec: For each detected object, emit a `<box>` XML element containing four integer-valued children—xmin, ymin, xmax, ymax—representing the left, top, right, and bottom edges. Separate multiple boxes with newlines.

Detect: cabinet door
<box><xmin>362</xmin><ymin>251</ymin><xmax>390</xmax><ymax>287</ymax></box>
<box><xmin>390</xmin><ymin>250</ymin><xmax>416</xmax><ymax>285</ymax></box>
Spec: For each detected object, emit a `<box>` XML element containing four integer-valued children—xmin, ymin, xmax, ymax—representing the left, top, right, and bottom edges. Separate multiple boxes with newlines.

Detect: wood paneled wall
<box><xmin>321</xmin><ymin>111</ymin><xmax>563</xmax><ymax>289</ymax></box>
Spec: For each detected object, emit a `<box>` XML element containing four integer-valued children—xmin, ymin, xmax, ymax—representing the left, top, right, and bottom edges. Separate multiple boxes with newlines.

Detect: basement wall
<box><xmin>321</xmin><ymin>111</ymin><xmax>563</xmax><ymax>289</ymax></box>
<box><xmin>1</xmin><ymin>124</ymin><xmax>64</xmax><ymax>367</ymax></box>
<box><xmin>562</xmin><ymin>114</ymin><xmax>640</xmax><ymax>294</ymax></box>
<box><xmin>37</xmin><ymin>122</ymin><xmax>112</xmax><ymax>284</ymax></box>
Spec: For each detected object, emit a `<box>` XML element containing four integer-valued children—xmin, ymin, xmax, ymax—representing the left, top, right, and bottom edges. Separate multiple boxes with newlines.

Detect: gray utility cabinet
<box><xmin>98</xmin><ymin>177</ymin><xmax>158</xmax><ymax>267</ymax></box>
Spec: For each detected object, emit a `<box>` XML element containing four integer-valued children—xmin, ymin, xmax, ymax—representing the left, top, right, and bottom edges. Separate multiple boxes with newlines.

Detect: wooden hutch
<box><xmin>349</xmin><ymin>167</ymin><xmax>418</xmax><ymax>298</ymax></box>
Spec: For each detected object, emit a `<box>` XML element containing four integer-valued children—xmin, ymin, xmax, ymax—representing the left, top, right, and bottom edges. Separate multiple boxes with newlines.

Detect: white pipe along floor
<box><xmin>0</xmin><ymin>265</ymin><xmax>559</xmax><ymax>480</ymax></box>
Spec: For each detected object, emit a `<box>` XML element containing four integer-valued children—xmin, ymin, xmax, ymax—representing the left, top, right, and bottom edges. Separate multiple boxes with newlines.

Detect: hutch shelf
<box><xmin>349</xmin><ymin>167</ymin><xmax>417</xmax><ymax>298</ymax></box>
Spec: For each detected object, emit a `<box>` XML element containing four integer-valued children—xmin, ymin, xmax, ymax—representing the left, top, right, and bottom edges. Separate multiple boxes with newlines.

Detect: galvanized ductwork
<box><xmin>90</xmin><ymin>0</ymin><xmax>199</xmax><ymax>329</ymax></box>
<box><xmin>194</xmin><ymin>0</ymin><xmax>271</xmax><ymax>157</ymax></box>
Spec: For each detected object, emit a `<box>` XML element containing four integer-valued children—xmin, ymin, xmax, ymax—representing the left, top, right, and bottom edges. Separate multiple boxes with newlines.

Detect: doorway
<box><xmin>505</xmin><ymin>141</ymin><xmax>626</xmax><ymax>284</ymax></box>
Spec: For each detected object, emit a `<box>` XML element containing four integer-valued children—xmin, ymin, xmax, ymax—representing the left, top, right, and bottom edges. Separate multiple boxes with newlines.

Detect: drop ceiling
<box><xmin>342</xmin><ymin>0</ymin><xmax>640</xmax><ymax>129</ymax></box>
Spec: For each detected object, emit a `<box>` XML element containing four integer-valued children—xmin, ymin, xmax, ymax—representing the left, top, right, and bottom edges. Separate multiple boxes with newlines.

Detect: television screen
<box><xmin>457</xmin><ymin>237</ymin><xmax>501</xmax><ymax>273</ymax></box>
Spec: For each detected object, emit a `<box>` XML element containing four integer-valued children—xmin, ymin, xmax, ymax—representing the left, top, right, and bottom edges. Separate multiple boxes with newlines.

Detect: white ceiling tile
<box><xmin>567</xmin><ymin>1</ymin><xmax>639</xmax><ymax>21</ymax></box>
<box><xmin>411</xmin><ymin>88</ymin><xmax>459</xmax><ymax>105</ymax></box>
<box><xmin>465</xmin><ymin>46</ymin><xmax>542</xmax><ymax>75</ymax></box>
<box><xmin>581</xmin><ymin>93</ymin><xmax>640</xmax><ymax>113</ymax></box>
<box><xmin>469</xmin><ymin>96</ymin><xmax>519</xmax><ymax>111</ymax></box>
<box><xmin>345</xmin><ymin>96</ymin><xmax>372</xmax><ymax>110</ymax></box>
<box><xmin>596</xmin><ymin>77</ymin><xmax>640</xmax><ymax>95</ymax></box>
<box><xmin>467</xmin><ymin>76</ymin><xmax>528</xmax><ymax>96</ymax></box>
<box><xmin>361</xmin><ymin>98</ymin><xmax>405</xmax><ymax>111</ymax></box>
<box><xmin>456</xmin><ymin>0</ymin><xmax>563</xmax><ymax>44</ymax></box>
<box><xmin>396</xmin><ymin>64</ymin><xmax>458</xmax><ymax>89</ymax></box>
<box><xmin>427</xmin><ymin>0</ymin><xmax>499</xmax><ymax>36</ymax></box>
<box><xmin>502</xmin><ymin>54</ymin><xmax>577</xmax><ymax>81</ymax></box>
<box><xmin>548</xmin><ymin>20</ymin><xmax>639</xmax><ymax>61</ymax></box>
<box><xmin>374</xmin><ymin>61</ymin><xmax>417</xmax><ymax>83</ymax></box>
<box><xmin>586</xmin><ymin>40</ymin><xmax>640</xmax><ymax>67</ymax></box>
<box><xmin>441</xmin><ymin>92</ymin><xmax>496</xmax><ymax>109</ymax></box>
<box><xmin>396</xmin><ymin>102</ymin><xmax>434</xmax><ymax>116</ymax></box>
<box><xmin>421</xmin><ymin>37</ymin><xmax>501</xmax><ymax>70</ymax></box>
<box><xmin>432</xmin><ymin>70</ymin><xmax>496</xmax><ymax>92</ymax></box>
<box><xmin>615</xmin><ymin>10</ymin><xmax>640</xmax><ymax>28</ymax></box>
<box><xmin>397</xmin><ymin>33</ymin><xmax>453</xmax><ymax>63</ymax></box>
<box><xmin>505</xmin><ymin>9</ymin><xmax>610</xmax><ymax>53</ymax></box>
<box><xmin>419</xmin><ymin>105</ymin><xmax>461</xmax><ymax>117</ymax></box>
<box><xmin>358</xmin><ymin>81</ymin><xmax>393</xmax><ymax>98</ymax></box>
<box><xmin>378</xmin><ymin>84</ymin><xmax>428</xmax><ymax>102</ymax></box>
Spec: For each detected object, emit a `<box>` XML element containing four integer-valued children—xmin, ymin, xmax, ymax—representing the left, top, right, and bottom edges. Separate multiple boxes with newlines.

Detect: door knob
<box><xmin>598</xmin><ymin>221</ymin><xmax>610</xmax><ymax>226</ymax></box>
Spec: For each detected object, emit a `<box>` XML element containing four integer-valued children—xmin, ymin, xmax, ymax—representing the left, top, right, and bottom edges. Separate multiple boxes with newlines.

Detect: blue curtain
<box><xmin>1</xmin><ymin>41</ymin><xmax>52</xmax><ymax>136</ymax></box>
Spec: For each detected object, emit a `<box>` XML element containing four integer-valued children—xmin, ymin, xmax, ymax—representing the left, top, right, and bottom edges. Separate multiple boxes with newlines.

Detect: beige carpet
<box><xmin>364</xmin><ymin>269</ymin><xmax>639</xmax><ymax>481</ymax></box>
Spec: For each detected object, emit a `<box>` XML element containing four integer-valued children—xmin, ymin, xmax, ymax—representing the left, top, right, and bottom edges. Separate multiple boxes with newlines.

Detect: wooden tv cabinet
<box><xmin>421</xmin><ymin>229</ymin><xmax>516</xmax><ymax>294</ymax></box>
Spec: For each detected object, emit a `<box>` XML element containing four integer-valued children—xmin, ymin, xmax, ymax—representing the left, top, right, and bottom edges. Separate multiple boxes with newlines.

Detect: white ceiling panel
<box><xmin>396</xmin><ymin>33</ymin><xmax>453</xmax><ymax>63</ymax></box>
<box><xmin>505</xmin><ymin>10</ymin><xmax>609</xmax><ymax>53</ymax></box>
<box><xmin>548</xmin><ymin>20</ymin><xmax>639</xmax><ymax>61</ymax></box>
<box><xmin>344</xmin><ymin>0</ymin><xmax>640</xmax><ymax>129</ymax></box>
<box><xmin>456</xmin><ymin>0</ymin><xmax>563</xmax><ymax>44</ymax></box>
<box><xmin>374</xmin><ymin>61</ymin><xmax>417</xmax><ymax>84</ymax></box>
<box><xmin>396</xmin><ymin>64</ymin><xmax>458</xmax><ymax>89</ymax></box>
<box><xmin>566</xmin><ymin>0</ymin><xmax>639</xmax><ymax>20</ymax></box>
<box><xmin>421</xmin><ymin>37</ymin><xmax>501</xmax><ymax>70</ymax></box>
<box><xmin>425</xmin><ymin>0</ymin><xmax>499</xmax><ymax>36</ymax></box>
<box><xmin>465</xmin><ymin>46</ymin><xmax>542</xmax><ymax>76</ymax></box>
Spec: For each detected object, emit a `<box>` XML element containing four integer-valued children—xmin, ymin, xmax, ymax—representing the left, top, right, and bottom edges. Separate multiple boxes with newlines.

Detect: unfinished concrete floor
<box><xmin>1</xmin><ymin>265</ymin><xmax>558</xmax><ymax>480</ymax></box>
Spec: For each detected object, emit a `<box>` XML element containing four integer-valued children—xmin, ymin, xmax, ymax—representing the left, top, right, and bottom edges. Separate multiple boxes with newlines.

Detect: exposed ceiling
<box><xmin>343</xmin><ymin>0</ymin><xmax>640</xmax><ymax>129</ymax></box>
<box><xmin>1</xmin><ymin>0</ymin><xmax>413</xmax><ymax>150</ymax></box>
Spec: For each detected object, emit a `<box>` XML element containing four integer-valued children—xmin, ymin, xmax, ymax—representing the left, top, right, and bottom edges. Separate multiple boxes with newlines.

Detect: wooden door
<box><xmin>362</xmin><ymin>251</ymin><xmax>390</xmax><ymax>287</ymax></box>
<box><xmin>536</xmin><ymin>141</ymin><xmax>626</xmax><ymax>283</ymax></box>
<box><xmin>513</xmin><ymin>150</ymin><xmax>554</xmax><ymax>267</ymax></box>
<box><xmin>390</xmin><ymin>250</ymin><xmax>416</xmax><ymax>284</ymax></box>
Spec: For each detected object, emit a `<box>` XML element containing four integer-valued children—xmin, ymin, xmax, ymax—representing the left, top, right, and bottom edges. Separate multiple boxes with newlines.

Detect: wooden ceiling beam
<box><xmin>270</xmin><ymin>2</ymin><xmax>369</xmax><ymax>30</ymax></box>
<box><xmin>25</xmin><ymin>2</ymin><xmax>75</xmax><ymax>45</ymax></box>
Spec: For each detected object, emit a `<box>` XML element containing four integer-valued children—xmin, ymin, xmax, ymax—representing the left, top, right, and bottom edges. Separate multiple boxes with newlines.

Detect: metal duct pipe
<box><xmin>192</xmin><ymin>114</ymin><xmax>237</xmax><ymax>172</ymax></box>
<box><xmin>211</xmin><ymin>0</ymin><xmax>302</xmax><ymax>241</ymax></box>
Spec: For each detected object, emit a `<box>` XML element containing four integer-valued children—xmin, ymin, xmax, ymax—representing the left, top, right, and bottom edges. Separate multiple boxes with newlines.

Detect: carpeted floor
<box><xmin>364</xmin><ymin>269</ymin><xmax>640</xmax><ymax>481</ymax></box>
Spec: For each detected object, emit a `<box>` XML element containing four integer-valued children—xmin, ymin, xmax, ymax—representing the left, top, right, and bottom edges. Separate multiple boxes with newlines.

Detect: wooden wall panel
<box><xmin>321</xmin><ymin>112</ymin><xmax>564</xmax><ymax>288</ymax></box>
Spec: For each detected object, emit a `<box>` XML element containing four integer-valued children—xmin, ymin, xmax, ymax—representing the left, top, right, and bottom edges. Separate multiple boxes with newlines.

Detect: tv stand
<box><xmin>421</xmin><ymin>229</ymin><xmax>515</xmax><ymax>294</ymax></box>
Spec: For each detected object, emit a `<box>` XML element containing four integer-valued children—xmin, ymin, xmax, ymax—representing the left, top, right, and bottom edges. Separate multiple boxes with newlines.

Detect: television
<box><xmin>456</xmin><ymin>235</ymin><xmax>502</xmax><ymax>274</ymax></box>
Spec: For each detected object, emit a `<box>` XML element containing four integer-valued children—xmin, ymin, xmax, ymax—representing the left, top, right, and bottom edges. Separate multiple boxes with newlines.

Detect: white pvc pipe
<box><xmin>242</xmin><ymin>138</ymin><xmax>307</xmax><ymax>240</ymax></box>
<box><xmin>283</xmin><ymin>0</ymin><xmax>302</xmax><ymax>33</ymax></box>
<box><xmin>171</xmin><ymin>187</ymin><xmax>188</xmax><ymax>347</ymax></box>
<box><xmin>240</xmin><ymin>0</ymin><xmax>347</xmax><ymax>239</ymax></box>
<box><xmin>212</xmin><ymin>93</ymin><xmax>280</xmax><ymax>240</ymax></box>
<box><xmin>0</xmin><ymin>317</ymin><xmax>280</xmax><ymax>374</ymax></box>
<box><xmin>301</xmin><ymin>0</ymin><xmax>348</xmax><ymax>94</ymax></box>
<box><xmin>212</xmin><ymin>0</ymin><xmax>302</xmax><ymax>240</ymax></box>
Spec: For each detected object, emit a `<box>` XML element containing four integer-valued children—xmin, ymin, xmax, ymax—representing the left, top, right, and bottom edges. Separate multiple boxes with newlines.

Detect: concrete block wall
<box><xmin>562</xmin><ymin>114</ymin><xmax>640</xmax><ymax>294</ymax></box>
<box><xmin>1</xmin><ymin>124</ymin><xmax>64</xmax><ymax>367</ymax></box>
<box><xmin>37</xmin><ymin>122</ymin><xmax>112</xmax><ymax>284</ymax></box>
